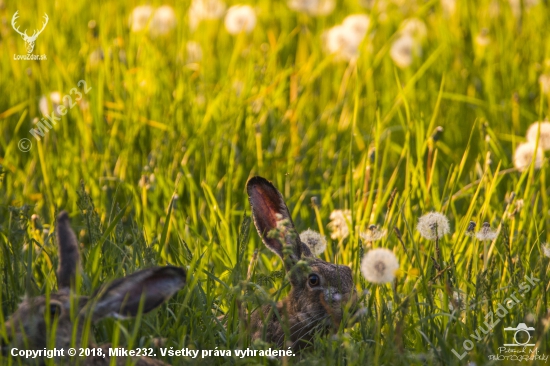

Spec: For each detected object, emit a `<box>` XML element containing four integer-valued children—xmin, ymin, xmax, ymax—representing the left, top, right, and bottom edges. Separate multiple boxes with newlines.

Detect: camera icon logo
<box><xmin>503</xmin><ymin>323</ymin><xmax>535</xmax><ymax>346</ymax></box>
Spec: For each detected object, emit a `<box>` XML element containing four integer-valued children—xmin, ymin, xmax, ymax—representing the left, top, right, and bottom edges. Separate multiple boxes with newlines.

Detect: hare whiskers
<box><xmin>274</xmin><ymin>308</ymin><xmax>328</xmax><ymax>346</ymax></box>
<box><xmin>246</xmin><ymin>176</ymin><xmax>357</xmax><ymax>350</ymax></box>
<box><xmin>290</xmin><ymin>316</ymin><xmax>330</xmax><ymax>349</ymax></box>
<box><xmin>286</xmin><ymin>314</ymin><xmax>330</xmax><ymax>346</ymax></box>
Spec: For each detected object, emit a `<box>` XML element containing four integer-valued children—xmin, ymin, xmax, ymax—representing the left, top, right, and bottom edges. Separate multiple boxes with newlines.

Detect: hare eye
<box><xmin>48</xmin><ymin>303</ymin><xmax>62</xmax><ymax>317</ymax></box>
<box><xmin>308</xmin><ymin>274</ymin><xmax>320</xmax><ymax>287</ymax></box>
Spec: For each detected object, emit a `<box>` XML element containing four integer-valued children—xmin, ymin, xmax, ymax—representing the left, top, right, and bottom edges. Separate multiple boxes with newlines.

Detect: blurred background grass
<box><xmin>1</xmin><ymin>0</ymin><xmax>550</xmax><ymax>364</ymax></box>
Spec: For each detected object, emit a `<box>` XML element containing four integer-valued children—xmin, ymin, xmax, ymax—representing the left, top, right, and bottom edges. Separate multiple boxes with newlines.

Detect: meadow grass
<box><xmin>1</xmin><ymin>0</ymin><xmax>550</xmax><ymax>365</ymax></box>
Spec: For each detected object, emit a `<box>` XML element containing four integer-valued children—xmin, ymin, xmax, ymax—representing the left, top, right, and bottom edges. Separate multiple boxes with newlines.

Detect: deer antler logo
<box><xmin>11</xmin><ymin>11</ymin><xmax>49</xmax><ymax>54</ymax></box>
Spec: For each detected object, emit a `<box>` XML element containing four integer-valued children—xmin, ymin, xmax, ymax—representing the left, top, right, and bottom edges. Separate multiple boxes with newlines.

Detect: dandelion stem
<box><xmin>483</xmin><ymin>240</ymin><xmax>488</xmax><ymax>271</ymax></box>
<box><xmin>435</xmin><ymin>236</ymin><xmax>441</xmax><ymax>265</ymax></box>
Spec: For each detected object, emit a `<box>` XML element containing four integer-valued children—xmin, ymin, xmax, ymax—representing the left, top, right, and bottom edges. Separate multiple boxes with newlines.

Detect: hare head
<box><xmin>1</xmin><ymin>211</ymin><xmax>186</xmax><ymax>365</ymax></box>
<box><xmin>246</xmin><ymin>177</ymin><xmax>357</xmax><ymax>349</ymax></box>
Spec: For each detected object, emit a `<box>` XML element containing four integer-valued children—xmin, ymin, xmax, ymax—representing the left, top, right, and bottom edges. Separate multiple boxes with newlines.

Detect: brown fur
<box><xmin>2</xmin><ymin>211</ymin><xmax>186</xmax><ymax>365</ymax></box>
<box><xmin>247</xmin><ymin>177</ymin><xmax>357</xmax><ymax>349</ymax></box>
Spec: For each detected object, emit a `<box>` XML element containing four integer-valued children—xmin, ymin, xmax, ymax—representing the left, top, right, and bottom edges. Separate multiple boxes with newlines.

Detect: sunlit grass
<box><xmin>1</xmin><ymin>0</ymin><xmax>550</xmax><ymax>365</ymax></box>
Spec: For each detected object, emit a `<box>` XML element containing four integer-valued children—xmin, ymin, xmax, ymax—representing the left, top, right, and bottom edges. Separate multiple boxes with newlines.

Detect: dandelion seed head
<box><xmin>39</xmin><ymin>92</ymin><xmax>65</xmax><ymax>117</ymax></box>
<box><xmin>400</xmin><ymin>18</ymin><xmax>427</xmax><ymax>41</ymax></box>
<box><xmin>128</xmin><ymin>5</ymin><xmax>154</xmax><ymax>32</ymax></box>
<box><xmin>149</xmin><ymin>5</ymin><xmax>177</xmax><ymax>37</ymax></box>
<box><xmin>342</xmin><ymin>14</ymin><xmax>370</xmax><ymax>40</ymax></box>
<box><xmin>360</xmin><ymin>225</ymin><xmax>387</xmax><ymax>242</ymax></box>
<box><xmin>543</xmin><ymin>243</ymin><xmax>550</xmax><ymax>258</ymax></box>
<box><xmin>359</xmin><ymin>0</ymin><xmax>389</xmax><ymax>10</ymax></box>
<box><xmin>441</xmin><ymin>0</ymin><xmax>457</xmax><ymax>15</ymax></box>
<box><xmin>186</xmin><ymin>41</ymin><xmax>203</xmax><ymax>63</ymax></box>
<box><xmin>299</xmin><ymin>229</ymin><xmax>327</xmax><ymax>256</ymax></box>
<box><xmin>189</xmin><ymin>0</ymin><xmax>226</xmax><ymax>30</ymax></box>
<box><xmin>515</xmin><ymin>199</ymin><xmax>524</xmax><ymax>210</ymax></box>
<box><xmin>475</xmin><ymin>222</ymin><xmax>499</xmax><ymax>241</ymax></box>
<box><xmin>513</xmin><ymin>142</ymin><xmax>544</xmax><ymax>171</ymax></box>
<box><xmin>360</xmin><ymin>248</ymin><xmax>399</xmax><ymax>284</ymax></box>
<box><xmin>88</xmin><ymin>48</ymin><xmax>104</xmax><ymax>69</ymax></box>
<box><xmin>288</xmin><ymin>0</ymin><xmax>335</xmax><ymax>16</ymax></box>
<box><xmin>390</xmin><ymin>34</ymin><xmax>420</xmax><ymax>69</ymax></box>
<box><xmin>416</xmin><ymin>212</ymin><xmax>450</xmax><ymax>240</ymax></box>
<box><xmin>324</xmin><ymin>25</ymin><xmax>362</xmax><ymax>61</ymax></box>
<box><xmin>509</xmin><ymin>0</ymin><xmax>540</xmax><ymax>18</ymax></box>
<box><xmin>475</xmin><ymin>29</ymin><xmax>491</xmax><ymax>47</ymax></box>
<box><xmin>526</xmin><ymin>121</ymin><xmax>550</xmax><ymax>151</ymax></box>
<box><xmin>224</xmin><ymin>5</ymin><xmax>257</xmax><ymax>35</ymax></box>
<box><xmin>327</xmin><ymin>209</ymin><xmax>352</xmax><ymax>240</ymax></box>
<box><xmin>449</xmin><ymin>291</ymin><xmax>464</xmax><ymax>311</ymax></box>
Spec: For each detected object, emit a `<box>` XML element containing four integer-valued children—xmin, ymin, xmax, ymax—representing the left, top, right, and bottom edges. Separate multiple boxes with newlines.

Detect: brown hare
<box><xmin>246</xmin><ymin>176</ymin><xmax>357</xmax><ymax>349</ymax></box>
<box><xmin>1</xmin><ymin>211</ymin><xmax>186</xmax><ymax>365</ymax></box>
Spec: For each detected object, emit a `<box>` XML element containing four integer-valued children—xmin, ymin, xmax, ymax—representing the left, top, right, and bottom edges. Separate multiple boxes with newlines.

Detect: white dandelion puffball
<box><xmin>189</xmin><ymin>0</ymin><xmax>226</xmax><ymax>30</ymax></box>
<box><xmin>509</xmin><ymin>0</ymin><xmax>540</xmax><ymax>18</ymax></box>
<box><xmin>526</xmin><ymin>121</ymin><xmax>550</xmax><ymax>151</ymax></box>
<box><xmin>186</xmin><ymin>41</ymin><xmax>203</xmax><ymax>63</ymax></box>
<box><xmin>224</xmin><ymin>5</ymin><xmax>256</xmax><ymax>35</ymax></box>
<box><xmin>324</xmin><ymin>25</ymin><xmax>362</xmax><ymax>61</ymax></box>
<box><xmin>417</xmin><ymin>212</ymin><xmax>451</xmax><ymax>240</ymax></box>
<box><xmin>390</xmin><ymin>34</ymin><xmax>420</xmax><ymax>69</ymax></box>
<box><xmin>328</xmin><ymin>209</ymin><xmax>352</xmax><ymax>240</ymax></box>
<box><xmin>358</xmin><ymin>0</ymin><xmax>378</xmax><ymax>9</ymax></box>
<box><xmin>360</xmin><ymin>225</ymin><xmax>387</xmax><ymax>242</ymax></box>
<box><xmin>475</xmin><ymin>222</ymin><xmax>499</xmax><ymax>241</ymax></box>
<box><xmin>540</xmin><ymin>74</ymin><xmax>550</xmax><ymax>95</ymax></box>
<box><xmin>149</xmin><ymin>5</ymin><xmax>177</xmax><ymax>37</ymax></box>
<box><xmin>513</xmin><ymin>142</ymin><xmax>543</xmax><ymax>171</ymax></box>
<box><xmin>400</xmin><ymin>18</ymin><xmax>427</xmax><ymax>41</ymax></box>
<box><xmin>543</xmin><ymin>243</ymin><xmax>550</xmax><ymax>258</ymax></box>
<box><xmin>449</xmin><ymin>291</ymin><xmax>464</xmax><ymax>311</ymax></box>
<box><xmin>39</xmin><ymin>92</ymin><xmax>65</xmax><ymax>117</ymax></box>
<box><xmin>475</xmin><ymin>29</ymin><xmax>491</xmax><ymax>47</ymax></box>
<box><xmin>88</xmin><ymin>48</ymin><xmax>104</xmax><ymax>69</ymax></box>
<box><xmin>361</xmin><ymin>248</ymin><xmax>399</xmax><ymax>284</ymax></box>
<box><xmin>441</xmin><ymin>0</ymin><xmax>457</xmax><ymax>15</ymax></box>
<box><xmin>288</xmin><ymin>0</ymin><xmax>335</xmax><ymax>16</ymax></box>
<box><xmin>300</xmin><ymin>229</ymin><xmax>327</xmax><ymax>256</ymax></box>
<box><xmin>342</xmin><ymin>14</ymin><xmax>370</xmax><ymax>40</ymax></box>
<box><xmin>129</xmin><ymin>5</ymin><xmax>154</xmax><ymax>32</ymax></box>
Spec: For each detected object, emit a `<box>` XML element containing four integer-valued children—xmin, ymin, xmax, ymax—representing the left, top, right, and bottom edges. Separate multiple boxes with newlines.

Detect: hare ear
<box><xmin>88</xmin><ymin>266</ymin><xmax>186</xmax><ymax>321</ymax></box>
<box><xmin>246</xmin><ymin>176</ymin><xmax>302</xmax><ymax>267</ymax></box>
<box><xmin>56</xmin><ymin>211</ymin><xmax>80</xmax><ymax>290</ymax></box>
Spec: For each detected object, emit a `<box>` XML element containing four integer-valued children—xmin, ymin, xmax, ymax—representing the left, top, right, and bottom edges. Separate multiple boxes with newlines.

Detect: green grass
<box><xmin>1</xmin><ymin>0</ymin><xmax>550</xmax><ymax>365</ymax></box>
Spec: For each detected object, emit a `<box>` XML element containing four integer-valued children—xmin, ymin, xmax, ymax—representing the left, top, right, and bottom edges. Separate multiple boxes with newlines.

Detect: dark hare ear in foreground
<box><xmin>2</xmin><ymin>211</ymin><xmax>186</xmax><ymax>366</ymax></box>
<box><xmin>246</xmin><ymin>176</ymin><xmax>357</xmax><ymax>349</ymax></box>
